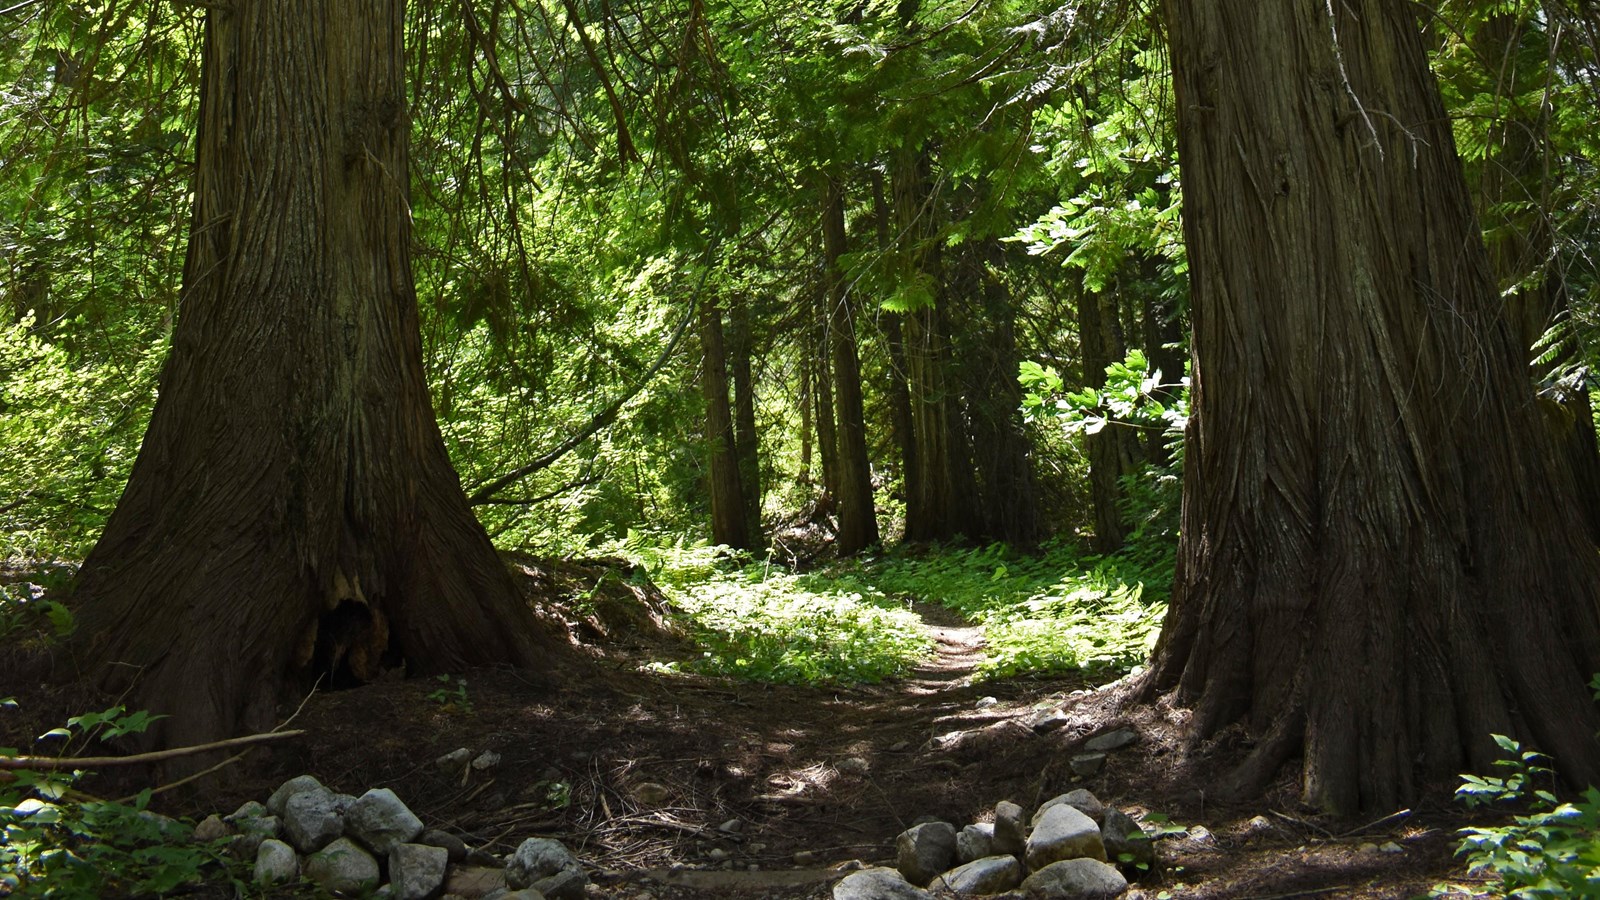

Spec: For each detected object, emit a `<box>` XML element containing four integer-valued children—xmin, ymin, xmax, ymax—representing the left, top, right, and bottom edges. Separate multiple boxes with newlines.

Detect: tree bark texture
<box><xmin>70</xmin><ymin>0</ymin><xmax>553</xmax><ymax>750</ymax></box>
<box><xmin>824</xmin><ymin>177</ymin><xmax>880</xmax><ymax>553</ymax></box>
<box><xmin>1469</xmin><ymin>13</ymin><xmax>1600</xmax><ymax>544</ymax></box>
<box><xmin>893</xmin><ymin>150</ymin><xmax>977</xmax><ymax>542</ymax></box>
<box><xmin>699</xmin><ymin>295</ymin><xmax>751</xmax><ymax>549</ymax></box>
<box><xmin>728</xmin><ymin>293</ymin><xmax>764</xmax><ymax>549</ymax></box>
<box><xmin>812</xmin><ymin>279</ymin><xmax>842</xmax><ymax>506</ymax></box>
<box><xmin>872</xmin><ymin>171</ymin><xmax>919</xmax><ymax>510</ymax></box>
<box><xmin>1150</xmin><ymin>0</ymin><xmax>1600</xmax><ymax>813</ymax></box>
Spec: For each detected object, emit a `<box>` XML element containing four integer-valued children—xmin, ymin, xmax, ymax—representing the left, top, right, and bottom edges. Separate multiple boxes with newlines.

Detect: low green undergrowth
<box><xmin>621</xmin><ymin>535</ymin><xmax>933</xmax><ymax>684</ymax></box>
<box><xmin>831</xmin><ymin>540</ymin><xmax>1167</xmax><ymax>681</ymax></box>
<box><xmin>618</xmin><ymin>532</ymin><xmax>1168</xmax><ymax>686</ymax></box>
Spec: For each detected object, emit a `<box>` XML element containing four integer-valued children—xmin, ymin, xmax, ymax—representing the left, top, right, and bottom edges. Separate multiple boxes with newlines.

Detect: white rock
<box><xmin>955</xmin><ymin>823</ymin><xmax>994</xmax><ymax>863</ymax></box>
<box><xmin>472</xmin><ymin>750</ymin><xmax>502</xmax><ymax>771</ymax></box>
<box><xmin>894</xmin><ymin>821</ymin><xmax>957</xmax><ymax>887</ymax></box>
<box><xmin>253</xmin><ymin>838</ymin><xmax>299</xmax><ymax>885</ymax></box>
<box><xmin>345</xmin><ymin>787</ymin><xmax>424</xmax><ymax>854</ymax></box>
<box><xmin>993</xmin><ymin>800</ymin><xmax>1027</xmax><ymax>857</ymax></box>
<box><xmin>1020</xmin><ymin>857</ymin><xmax>1128</xmax><ymax>898</ymax></box>
<box><xmin>284</xmin><ymin>789</ymin><xmax>345</xmax><ymax>853</ymax></box>
<box><xmin>305</xmin><ymin>837</ymin><xmax>381</xmax><ymax>895</ymax></box>
<box><xmin>832</xmin><ymin>866</ymin><xmax>934</xmax><ymax>900</ymax></box>
<box><xmin>391</xmin><ymin>842</ymin><xmax>450</xmax><ymax>900</ymax></box>
<box><xmin>935</xmin><ymin>855</ymin><xmax>1024</xmax><ymax>895</ymax></box>
<box><xmin>718</xmin><ymin>818</ymin><xmax>743</xmax><ymax>834</ymax></box>
<box><xmin>1034</xmin><ymin>790</ymin><xmax>1105</xmax><ymax>826</ymax></box>
<box><xmin>506</xmin><ymin>837</ymin><xmax>588</xmax><ymax>899</ymax></box>
<box><xmin>267</xmin><ymin>775</ymin><xmax>331</xmax><ymax>816</ymax></box>
<box><xmin>1026</xmin><ymin>804</ymin><xmax>1106</xmax><ymax>869</ymax></box>
<box><xmin>975</xmin><ymin>696</ymin><xmax>998</xmax><ymax>709</ymax></box>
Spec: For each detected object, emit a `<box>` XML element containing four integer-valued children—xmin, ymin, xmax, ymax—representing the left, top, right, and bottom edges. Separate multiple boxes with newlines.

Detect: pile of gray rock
<box><xmin>834</xmin><ymin>788</ymin><xmax>1155</xmax><ymax>900</ymax></box>
<box><xmin>193</xmin><ymin>773</ymin><xmax>586</xmax><ymax>899</ymax></box>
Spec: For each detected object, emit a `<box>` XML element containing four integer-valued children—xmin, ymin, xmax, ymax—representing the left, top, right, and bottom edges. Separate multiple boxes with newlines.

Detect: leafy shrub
<box><xmin>1438</xmin><ymin>734</ymin><xmax>1600</xmax><ymax>898</ymax></box>
<box><xmin>1</xmin><ymin>706</ymin><xmax>240</xmax><ymax>897</ymax></box>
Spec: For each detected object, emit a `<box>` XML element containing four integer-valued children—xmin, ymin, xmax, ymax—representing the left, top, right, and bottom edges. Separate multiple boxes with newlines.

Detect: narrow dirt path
<box><xmin>901</xmin><ymin>600</ymin><xmax>986</xmax><ymax>694</ymax></box>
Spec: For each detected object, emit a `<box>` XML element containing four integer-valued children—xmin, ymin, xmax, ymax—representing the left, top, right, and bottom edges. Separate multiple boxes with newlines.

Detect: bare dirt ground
<box><xmin>4</xmin><ymin>557</ymin><xmax>1486</xmax><ymax>898</ymax></box>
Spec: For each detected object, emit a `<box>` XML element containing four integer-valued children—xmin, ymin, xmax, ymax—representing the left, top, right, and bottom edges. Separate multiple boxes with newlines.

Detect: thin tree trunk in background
<box><xmin>872</xmin><ymin>171</ymin><xmax>918</xmax><ymax>514</ymax></box>
<box><xmin>70</xmin><ymin>0</ymin><xmax>554</xmax><ymax>751</ymax></box>
<box><xmin>824</xmin><ymin>177</ymin><xmax>879</xmax><ymax>553</ymax></box>
<box><xmin>1078</xmin><ymin>276</ymin><xmax>1139</xmax><ymax>552</ymax></box>
<box><xmin>1149</xmin><ymin>0</ymin><xmax>1600</xmax><ymax>813</ymax></box>
<box><xmin>963</xmin><ymin>239</ymin><xmax>1039</xmax><ymax>546</ymax></box>
<box><xmin>728</xmin><ymin>293</ymin><xmax>763</xmax><ymax>549</ymax></box>
<box><xmin>799</xmin><ymin>349</ymin><xmax>814</xmax><ymax>483</ymax></box>
<box><xmin>699</xmin><ymin>295</ymin><xmax>750</xmax><ymax>549</ymax></box>
<box><xmin>893</xmin><ymin>149</ymin><xmax>976</xmax><ymax>542</ymax></box>
<box><xmin>812</xmin><ymin>278</ymin><xmax>841</xmax><ymax>507</ymax></box>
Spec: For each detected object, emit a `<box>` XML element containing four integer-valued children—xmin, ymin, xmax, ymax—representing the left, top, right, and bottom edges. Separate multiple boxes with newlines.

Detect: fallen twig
<box><xmin>0</xmin><ymin>729</ymin><xmax>305</xmax><ymax>770</ymax></box>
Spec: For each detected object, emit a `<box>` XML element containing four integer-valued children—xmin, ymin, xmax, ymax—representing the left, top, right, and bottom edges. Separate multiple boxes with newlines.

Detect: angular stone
<box><xmin>253</xmin><ymin>838</ymin><xmax>299</xmax><ymax>885</ymax></box>
<box><xmin>993</xmin><ymin>801</ymin><xmax>1027</xmax><ymax>857</ymax></box>
<box><xmin>935</xmin><ymin>855</ymin><xmax>1024</xmax><ymax>895</ymax></box>
<box><xmin>1020</xmin><ymin>858</ymin><xmax>1128</xmax><ymax>899</ymax></box>
<box><xmin>894</xmin><ymin>821</ymin><xmax>957</xmax><ymax>886</ymax></box>
<box><xmin>1101</xmin><ymin>807</ymin><xmax>1156</xmax><ymax>873</ymax></box>
<box><xmin>833</xmin><ymin>866</ymin><xmax>934</xmax><ymax>900</ymax></box>
<box><xmin>268</xmin><ymin>774</ymin><xmax>331</xmax><ymax>816</ymax></box>
<box><xmin>391</xmin><ymin>842</ymin><xmax>450</xmax><ymax>900</ymax></box>
<box><xmin>1070</xmin><ymin>752</ymin><xmax>1106</xmax><ymax>777</ymax></box>
<box><xmin>305</xmin><ymin>837</ymin><xmax>381</xmax><ymax>895</ymax></box>
<box><xmin>346</xmin><ymin>787</ymin><xmax>424</xmax><ymax>855</ymax></box>
<box><xmin>1034</xmin><ymin>789</ymin><xmax>1106</xmax><ymax>828</ymax></box>
<box><xmin>1083</xmin><ymin>728</ymin><xmax>1138</xmax><ymax>753</ymax></box>
<box><xmin>418</xmin><ymin>828</ymin><xmax>469</xmax><ymax>863</ymax></box>
<box><xmin>284</xmin><ymin>789</ymin><xmax>345</xmax><ymax>853</ymax></box>
<box><xmin>1030</xmin><ymin>709</ymin><xmax>1072</xmax><ymax>733</ymax></box>
<box><xmin>192</xmin><ymin>813</ymin><xmax>230</xmax><ymax>843</ymax></box>
<box><xmin>472</xmin><ymin>750</ymin><xmax>502</xmax><ymax>771</ymax></box>
<box><xmin>955</xmin><ymin>823</ymin><xmax>994</xmax><ymax>864</ymax></box>
<box><xmin>506</xmin><ymin>837</ymin><xmax>588</xmax><ymax>899</ymax></box>
<box><xmin>1026</xmin><ymin>804</ymin><xmax>1106</xmax><ymax>869</ymax></box>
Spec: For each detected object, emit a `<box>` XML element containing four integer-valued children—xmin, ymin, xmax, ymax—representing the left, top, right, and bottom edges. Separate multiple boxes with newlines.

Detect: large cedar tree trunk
<box><xmin>1148</xmin><ymin>0</ymin><xmax>1600</xmax><ymax>813</ymax></box>
<box><xmin>70</xmin><ymin>0</ymin><xmax>554</xmax><ymax>750</ymax></box>
<box><xmin>823</xmin><ymin>177</ymin><xmax>880</xmax><ymax>553</ymax></box>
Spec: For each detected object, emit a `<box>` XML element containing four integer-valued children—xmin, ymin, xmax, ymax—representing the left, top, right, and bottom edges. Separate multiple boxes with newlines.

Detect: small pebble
<box><xmin>794</xmin><ymin>850</ymin><xmax>819</xmax><ymax>865</ymax></box>
<box><xmin>976</xmin><ymin>696</ymin><xmax>999</xmax><ymax>709</ymax></box>
<box><xmin>1380</xmin><ymin>841</ymin><xmax>1404</xmax><ymax>853</ymax></box>
<box><xmin>718</xmin><ymin>818</ymin><xmax>743</xmax><ymax>834</ymax></box>
<box><xmin>471</xmin><ymin>750</ymin><xmax>501</xmax><ymax>771</ymax></box>
<box><xmin>707</xmin><ymin>848</ymin><xmax>732</xmax><ymax>861</ymax></box>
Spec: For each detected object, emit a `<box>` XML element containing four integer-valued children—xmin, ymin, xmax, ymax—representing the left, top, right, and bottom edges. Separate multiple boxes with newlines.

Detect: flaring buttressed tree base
<box><xmin>68</xmin><ymin>0</ymin><xmax>555</xmax><ymax>751</ymax></box>
<box><xmin>1146</xmin><ymin>0</ymin><xmax>1600</xmax><ymax>812</ymax></box>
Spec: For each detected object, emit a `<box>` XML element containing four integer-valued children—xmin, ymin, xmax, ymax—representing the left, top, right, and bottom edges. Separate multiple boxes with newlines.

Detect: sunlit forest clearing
<box><xmin>4</xmin><ymin>0</ymin><xmax>1600</xmax><ymax>897</ymax></box>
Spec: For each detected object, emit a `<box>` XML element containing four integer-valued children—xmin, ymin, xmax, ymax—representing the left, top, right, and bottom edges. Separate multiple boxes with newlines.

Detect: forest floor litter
<box><xmin>4</xmin><ymin>556</ymin><xmax>1487</xmax><ymax>897</ymax></box>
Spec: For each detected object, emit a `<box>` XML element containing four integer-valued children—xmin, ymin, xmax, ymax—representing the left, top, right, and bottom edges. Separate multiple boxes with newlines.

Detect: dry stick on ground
<box><xmin>0</xmin><ymin>730</ymin><xmax>305</xmax><ymax>770</ymax></box>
